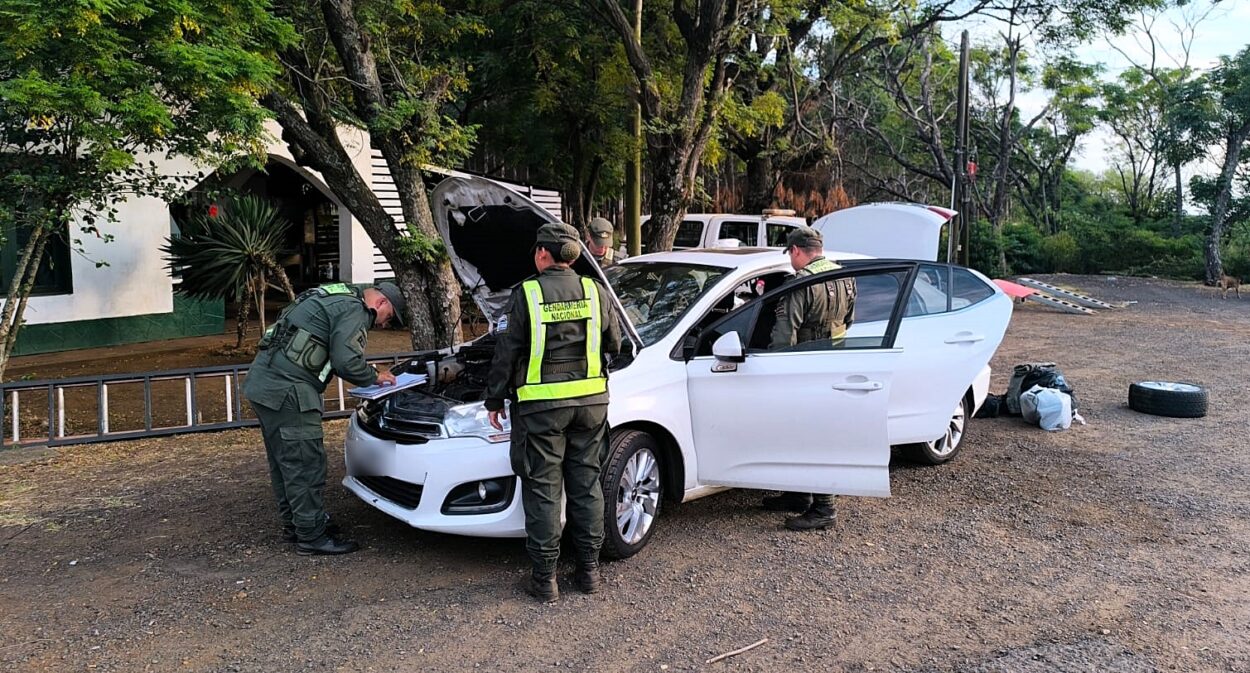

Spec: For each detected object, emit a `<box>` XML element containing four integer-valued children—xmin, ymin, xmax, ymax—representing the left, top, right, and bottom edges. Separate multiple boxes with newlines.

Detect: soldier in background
<box><xmin>762</xmin><ymin>227</ymin><xmax>856</xmax><ymax>531</ymax></box>
<box><xmin>244</xmin><ymin>282</ymin><xmax>404</xmax><ymax>555</ymax></box>
<box><xmin>586</xmin><ymin>217</ymin><xmax>627</xmax><ymax>268</ymax></box>
<box><xmin>486</xmin><ymin>223</ymin><xmax>622</xmax><ymax>602</ymax></box>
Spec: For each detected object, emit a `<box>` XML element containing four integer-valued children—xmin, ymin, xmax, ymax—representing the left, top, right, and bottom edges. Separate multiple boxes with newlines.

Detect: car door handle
<box><xmin>944</xmin><ymin>332</ymin><xmax>985</xmax><ymax>344</ymax></box>
<box><xmin>832</xmin><ymin>381</ymin><xmax>883</xmax><ymax>391</ymax></box>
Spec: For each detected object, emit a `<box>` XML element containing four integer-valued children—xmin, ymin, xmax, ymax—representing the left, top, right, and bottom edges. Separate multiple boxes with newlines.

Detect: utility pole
<box><xmin>624</xmin><ymin>0</ymin><xmax>643</xmax><ymax>257</ymax></box>
<box><xmin>951</xmin><ymin>30</ymin><xmax>971</xmax><ymax>266</ymax></box>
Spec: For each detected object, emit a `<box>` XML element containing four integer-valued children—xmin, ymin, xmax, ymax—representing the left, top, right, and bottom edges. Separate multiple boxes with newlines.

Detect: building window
<box><xmin>0</xmin><ymin>222</ymin><xmax>73</xmax><ymax>296</ymax></box>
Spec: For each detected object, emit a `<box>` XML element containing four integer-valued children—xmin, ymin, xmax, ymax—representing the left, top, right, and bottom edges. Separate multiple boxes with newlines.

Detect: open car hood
<box><xmin>430</xmin><ymin>176</ymin><xmax>641</xmax><ymax>347</ymax></box>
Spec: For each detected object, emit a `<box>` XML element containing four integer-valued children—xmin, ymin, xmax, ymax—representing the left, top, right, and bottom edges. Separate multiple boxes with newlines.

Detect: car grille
<box><xmin>356</xmin><ymin>476</ymin><xmax>424</xmax><ymax>510</ymax></box>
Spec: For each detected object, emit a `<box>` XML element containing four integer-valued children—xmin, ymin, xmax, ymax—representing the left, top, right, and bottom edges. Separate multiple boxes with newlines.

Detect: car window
<box><xmin>695</xmin><ymin>267</ymin><xmax>910</xmax><ymax>356</ymax></box>
<box><xmin>765</xmin><ymin>223</ymin><xmax>794</xmax><ymax>247</ymax></box>
<box><xmin>673</xmin><ymin>220</ymin><xmax>704</xmax><ymax>249</ymax></box>
<box><xmin>716</xmin><ymin>221</ymin><xmax>758</xmax><ymax>246</ymax></box>
<box><xmin>904</xmin><ymin>264</ymin><xmax>995</xmax><ymax>317</ymax></box>
<box><xmin>604</xmin><ymin>262</ymin><xmax>731</xmax><ymax>346</ymax></box>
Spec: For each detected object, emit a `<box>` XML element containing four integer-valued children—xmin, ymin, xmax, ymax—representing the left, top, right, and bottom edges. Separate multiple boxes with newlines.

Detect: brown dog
<box><xmin>1218</xmin><ymin>274</ymin><xmax>1241</xmax><ymax>299</ymax></box>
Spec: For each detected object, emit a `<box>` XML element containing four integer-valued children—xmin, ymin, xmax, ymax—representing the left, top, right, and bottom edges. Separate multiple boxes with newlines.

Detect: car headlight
<box><xmin>444</xmin><ymin>401</ymin><xmax>511</xmax><ymax>443</ymax></box>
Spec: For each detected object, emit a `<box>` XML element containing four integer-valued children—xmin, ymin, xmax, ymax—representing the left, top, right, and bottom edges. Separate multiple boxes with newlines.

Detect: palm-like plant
<box><xmin>163</xmin><ymin>194</ymin><xmax>297</xmax><ymax>349</ymax></box>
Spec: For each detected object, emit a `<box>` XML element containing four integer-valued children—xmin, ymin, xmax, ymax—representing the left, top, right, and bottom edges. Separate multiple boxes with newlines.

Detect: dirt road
<box><xmin>2</xmin><ymin>275</ymin><xmax>1248</xmax><ymax>672</ymax></box>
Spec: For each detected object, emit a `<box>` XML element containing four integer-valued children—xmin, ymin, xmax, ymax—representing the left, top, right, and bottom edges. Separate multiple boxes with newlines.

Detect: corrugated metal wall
<box><xmin>369</xmin><ymin>151</ymin><xmax>563</xmax><ymax>278</ymax></box>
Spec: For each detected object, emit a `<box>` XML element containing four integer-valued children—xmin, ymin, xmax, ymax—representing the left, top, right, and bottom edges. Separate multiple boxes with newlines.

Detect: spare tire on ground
<box><xmin>1128</xmin><ymin>381</ymin><xmax>1208</xmax><ymax>418</ymax></box>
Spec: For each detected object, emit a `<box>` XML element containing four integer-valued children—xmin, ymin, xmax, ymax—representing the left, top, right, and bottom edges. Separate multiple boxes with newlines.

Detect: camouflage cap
<box><xmin>535</xmin><ymin>222</ymin><xmax>582</xmax><ymax>262</ymax></box>
<box><xmin>587</xmin><ymin>217</ymin><xmax>614</xmax><ymax>241</ymax></box>
<box><xmin>784</xmin><ymin>226</ymin><xmax>823</xmax><ymax>251</ymax></box>
<box><xmin>374</xmin><ymin>281</ymin><xmax>407</xmax><ymax>327</ymax></box>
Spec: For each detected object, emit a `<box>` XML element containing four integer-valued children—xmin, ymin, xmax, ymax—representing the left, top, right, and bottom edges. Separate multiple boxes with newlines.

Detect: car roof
<box><xmin>619</xmin><ymin>247</ymin><xmax>875</xmax><ymax>272</ymax></box>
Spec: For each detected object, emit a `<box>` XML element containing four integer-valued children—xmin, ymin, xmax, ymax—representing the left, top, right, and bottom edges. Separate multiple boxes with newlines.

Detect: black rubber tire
<box><xmin>1128</xmin><ymin>381</ymin><xmax>1208</xmax><ymax>418</ymax></box>
<box><xmin>599</xmin><ymin>430</ymin><xmax>663</xmax><ymax>560</ymax></box>
<box><xmin>901</xmin><ymin>396</ymin><xmax>970</xmax><ymax>465</ymax></box>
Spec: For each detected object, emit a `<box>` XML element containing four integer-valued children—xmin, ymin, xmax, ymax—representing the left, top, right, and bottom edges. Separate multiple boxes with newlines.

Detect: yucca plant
<box><xmin>163</xmin><ymin>194</ymin><xmax>297</xmax><ymax>350</ymax></box>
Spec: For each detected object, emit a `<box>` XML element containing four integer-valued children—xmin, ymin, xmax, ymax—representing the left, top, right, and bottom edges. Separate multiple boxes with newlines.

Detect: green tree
<box><xmin>263</xmin><ymin>0</ymin><xmax>480</xmax><ymax>349</ymax></box>
<box><xmin>1180</xmin><ymin>47</ymin><xmax>1250</xmax><ymax>283</ymax></box>
<box><xmin>456</xmin><ymin>0</ymin><xmax>633</xmax><ymax>229</ymax></box>
<box><xmin>163</xmin><ymin>195</ymin><xmax>297</xmax><ymax>350</ymax></box>
<box><xmin>0</xmin><ymin>0</ymin><xmax>292</xmax><ymax>378</ymax></box>
<box><xmin>596</xmin><ymin>0</ymin><xmax>760</xmax><ymax>251</ymax></box>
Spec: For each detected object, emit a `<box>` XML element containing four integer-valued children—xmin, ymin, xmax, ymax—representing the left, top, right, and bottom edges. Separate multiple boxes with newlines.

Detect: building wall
<box><xmin>5</xmin><ymin>122</ymin><xmax>378</xmax><ymax>354</ymax></box>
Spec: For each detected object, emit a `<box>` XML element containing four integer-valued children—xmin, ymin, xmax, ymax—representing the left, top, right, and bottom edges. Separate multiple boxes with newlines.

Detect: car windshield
<box><xmin>605</xmin><ymin>262</ymin><xmax>731</xmax><ymax>346</ymax></box>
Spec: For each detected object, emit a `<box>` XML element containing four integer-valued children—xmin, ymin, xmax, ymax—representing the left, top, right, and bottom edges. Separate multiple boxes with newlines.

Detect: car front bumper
<box><xmin>342</xmin><ymin>414</ymin><xmax>527</xmax><ymax>538</ymax></box>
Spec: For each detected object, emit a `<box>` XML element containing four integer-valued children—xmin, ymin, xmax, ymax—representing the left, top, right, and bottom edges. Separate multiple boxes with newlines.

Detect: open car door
<box><xmin>684</xmin><ymin>262</ymin><xmax>919</xmax><ymax>497</ymax></box>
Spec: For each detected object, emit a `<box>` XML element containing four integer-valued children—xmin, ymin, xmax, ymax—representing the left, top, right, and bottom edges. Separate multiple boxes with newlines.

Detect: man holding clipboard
<box><xmin>243</xmin><ymin>281</ymin><xmax>405</xmax><ymax>555</ymax></box>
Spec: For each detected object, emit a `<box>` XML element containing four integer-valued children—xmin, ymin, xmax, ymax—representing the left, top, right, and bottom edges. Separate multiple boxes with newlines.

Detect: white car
<box><xmin>343</xmin><ymin>177</ymin><xmax>1013</xmax><ymax>558</ymax></box>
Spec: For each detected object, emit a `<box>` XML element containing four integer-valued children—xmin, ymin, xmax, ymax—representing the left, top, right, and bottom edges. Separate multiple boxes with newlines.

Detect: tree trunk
<box><xmin>235</xmin><ymin>284</ymin><xmax>250</xmax><ymax>350</ymax></box>
<box><xmin>255</xmin><ymin>275</ymin><xmax>267</xmax><ymax>335</ymax></box>
<box><xmin>643</xmin><ymin>147</ymin><xmax>695</xmax><ymax>252</ymax></box>
<box><xmin>990</xmin><ymin>36</ymin><xmax>1020</xmax><ymax>277</ymax></box>
<box><xmin>0</xmin><ymin>224</ymin><xmax>51</xmax><ymax>380</ymax></box>
<box><xmin>744</xmin><ymin>153</ymin><xmax>776</xmax><ymax>214</ymax></box>
<box><xmin>1204</xmin><ymin>124</ymin><xmax>1250</xmax><ymax>283</ymax></box>
<box><xmin>1172</xmin><ymin>162</ymin><xmax>1183</xmax><ymax>238</ymax></box>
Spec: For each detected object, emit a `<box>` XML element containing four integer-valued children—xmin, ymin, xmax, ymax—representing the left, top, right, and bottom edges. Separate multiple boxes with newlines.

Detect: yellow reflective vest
<box><xmin>516</xmin><ymin>276</ymin><xmax>607</xmax><ymax>402</ymax></box>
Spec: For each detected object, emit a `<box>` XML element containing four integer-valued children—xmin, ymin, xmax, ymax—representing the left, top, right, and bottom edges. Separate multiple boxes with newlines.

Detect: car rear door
<box><xmin>684</xmin><ymin>263</ymin><xmax>918</xmax><ymax>497</ymax></box>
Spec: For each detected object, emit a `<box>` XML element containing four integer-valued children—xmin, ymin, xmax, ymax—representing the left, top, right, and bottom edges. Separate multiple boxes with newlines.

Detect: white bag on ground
<box><xmin>1020</xmin><ymin>384</ymin><xmax>1077</xmax><ymax>431</ymax></box>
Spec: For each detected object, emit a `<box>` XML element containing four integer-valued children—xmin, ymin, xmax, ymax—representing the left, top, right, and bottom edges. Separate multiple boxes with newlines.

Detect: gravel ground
<box><xmin>1</xmin><ymin>274</ymin><xmax>1248</xmax><ymax>672</ymax></box>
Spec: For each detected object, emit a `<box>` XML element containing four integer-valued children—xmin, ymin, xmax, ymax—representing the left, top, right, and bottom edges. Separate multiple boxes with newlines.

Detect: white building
<box><xmin>8</xmin><ymin>122</ymin><xmax>561</xmax><ymax>356</ymax></box>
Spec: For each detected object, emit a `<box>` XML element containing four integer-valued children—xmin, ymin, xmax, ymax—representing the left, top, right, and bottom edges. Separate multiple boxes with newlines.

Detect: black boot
<box><xmin>573</xmin><ymin>559</ymin><xmax>601</xmax><ymax>594</ymax></box>
<box><xmin>283</xmin><ymin>521</ymin><xmax>341</xmax><ymax>543</ymax></box>
<box><xmin>524</xmin><ymin>570</ymin><xmax>559</xmax><ymax>603</ymax></box>
<box><xmin>761</xmin><ymin>491</ymin><xmax>812</xmax><ymax>513</ymax></box>
<box><xmin>784</xmin><ymin>504</ymin><xmax>837</xmax><ymax>531</ymax></box>
<box><xmin>296</xmin><ymin>534</ymin><xmax>360</xmax><ymax>555</ymax></box>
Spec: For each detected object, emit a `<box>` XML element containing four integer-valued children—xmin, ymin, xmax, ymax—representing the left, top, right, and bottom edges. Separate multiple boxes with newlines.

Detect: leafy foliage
<box><xmin>163</xmin><ymin>195</ymin><xmax>291</xmax><ymax>302</ymax></box>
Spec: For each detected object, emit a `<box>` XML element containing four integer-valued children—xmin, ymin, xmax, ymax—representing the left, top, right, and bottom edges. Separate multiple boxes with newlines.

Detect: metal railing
<box><xmin>0</xmin><ymin>352</ymin><xmax>417</xmax><ymax>449</ymax></box>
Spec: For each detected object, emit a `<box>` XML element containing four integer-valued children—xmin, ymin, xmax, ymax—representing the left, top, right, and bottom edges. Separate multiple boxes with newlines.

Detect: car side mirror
<box><xmin>711</xmin><ymin>332</ymin><xmax>745</xmax><ymax>363</ymax></box>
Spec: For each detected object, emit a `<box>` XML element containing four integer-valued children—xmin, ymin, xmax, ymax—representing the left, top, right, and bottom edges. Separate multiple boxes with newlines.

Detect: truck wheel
<box><xmin>600</xmin><ymin>430</ymin><xmax>663</xmax><ymax>560</ymax></box>
<box><xmin>1128</xmin><ymin>381</ymin><xmax>1208</xmax><ymax>418</ymax></box>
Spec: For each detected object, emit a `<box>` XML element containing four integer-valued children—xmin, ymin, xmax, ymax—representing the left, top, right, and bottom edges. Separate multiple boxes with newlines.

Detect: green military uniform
<box><xmin>485</xmin><ymin>224</ymin><xmax>622</xmax><ymax>595</ymax></box>
<box><xmin>587</xmin><ymin>217</ymin><xmax>627</xmax><ymax>269</ymax></box>
<box><xmin>243</xmin><ymin>283</ymin><xmax>382</xmax><ymax>544</ymax></box>
<box><xmin>769</xmin><ymin>255</ymin><xmax>856</xmax><ymax>349</ymax></box>
<box><xmin>766</xmin><ymin>228</ymin><xmax>856</xmax><ymax>528</ymax></box>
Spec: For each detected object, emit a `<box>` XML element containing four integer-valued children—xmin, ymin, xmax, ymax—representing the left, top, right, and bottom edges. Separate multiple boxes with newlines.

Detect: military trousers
<box><xmin>510</xmin><ymin>404</ymin><xmax>609</xmax><ymax>574</ymax></box>
<box><xmin>249</xmin><ymin>389</ymin><xmax>329</xmax><ymax>542</ymax></box>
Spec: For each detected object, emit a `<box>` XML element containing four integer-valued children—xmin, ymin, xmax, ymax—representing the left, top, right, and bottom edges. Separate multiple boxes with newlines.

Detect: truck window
<box><xmin>673</xmin><ymin>220</ymin><xmax>704</xmax><ymax>249</ymax></box>
<box><xmin>717</xmin><ymin>221</ymin><xmax>758</xmax><ymax>246</ymax></box>
<box><xmin>766</xmin><ymin>223</ymin><xmax>794</xmax><ymax>247</ymax></box>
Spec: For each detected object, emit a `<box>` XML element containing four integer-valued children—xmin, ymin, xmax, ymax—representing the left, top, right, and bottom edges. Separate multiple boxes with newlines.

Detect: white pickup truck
<box><xmin>642</xmin><ymin>213</ymin><xmax>807</xmax><ymax>250</ymax></box>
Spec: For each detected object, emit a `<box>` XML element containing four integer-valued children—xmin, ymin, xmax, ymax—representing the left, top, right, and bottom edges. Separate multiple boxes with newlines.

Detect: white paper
<box><xmin>348</xmin><ymin>372</ymin><xmax>428</xmax><ymax>400</ymax></box>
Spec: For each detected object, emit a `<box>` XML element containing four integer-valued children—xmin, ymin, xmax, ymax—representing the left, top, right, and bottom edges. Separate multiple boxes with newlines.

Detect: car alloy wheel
<box><xmin>600</xmin><ymin>430</ymin><xmax>663</xmax><ymax>559</ymax></box>
<box><xmin>904</xmin><ymin>396</ymin><xmax>969</xmax><ymax>465</ymax></box>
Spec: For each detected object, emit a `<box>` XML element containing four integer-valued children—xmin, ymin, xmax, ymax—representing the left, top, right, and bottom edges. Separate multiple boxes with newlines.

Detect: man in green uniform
<box><xmin>486</xmin><ymin>222</ymin><xmax>622</xmax><ymax>602</ymax></box>
<box><xmin>586</xmin><ymin>217</ymin><xmax>626</xmax><ymax>268</ymax></box>
<box><xmin>761</xmin><ymin>226</ymin><xmax>857</xmax><ymax>531</ymax></box>
<box><xmin>243</xmin><ymin>281</ymin><xmax>405</xmax><ymax>555</ymax></box>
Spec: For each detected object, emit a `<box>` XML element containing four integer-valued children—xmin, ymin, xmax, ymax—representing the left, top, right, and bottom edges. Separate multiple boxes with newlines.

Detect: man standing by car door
<box><xmin>762</xmin><ymin>226</ymin><xmax>857</xmax><ymax>531</ymax></box>
<box><xmin>243</xmin><ymin>282</ymin><xmax>403</xmax><ymax>555</ymax></box>
<box><xmin>486</xmin><ymin>222</ymin><xmax>622</xmax><ymax>602</ymax></box>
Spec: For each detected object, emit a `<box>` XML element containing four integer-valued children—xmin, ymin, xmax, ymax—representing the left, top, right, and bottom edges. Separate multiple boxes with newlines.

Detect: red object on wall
<box><xmin>208</xmin><ymin>204</ymin><xmax>219</xmax><ymax>218</ymax></box>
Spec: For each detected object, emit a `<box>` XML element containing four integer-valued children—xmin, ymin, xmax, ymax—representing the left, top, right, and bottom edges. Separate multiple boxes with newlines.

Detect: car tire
<box><xmin>600</xmin><ymin>430</ymin><xmax>663</xmax><ymax>560</ymax></box>
<box><xmin>1128</xmin><ymin>381</ymin><xmax>1208</xmax><ymax>418</ymax></box>
<box><xmin>903</xmin><ymin>396</ymin><xmax>969</xmax><ymax>465</ymax></box>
